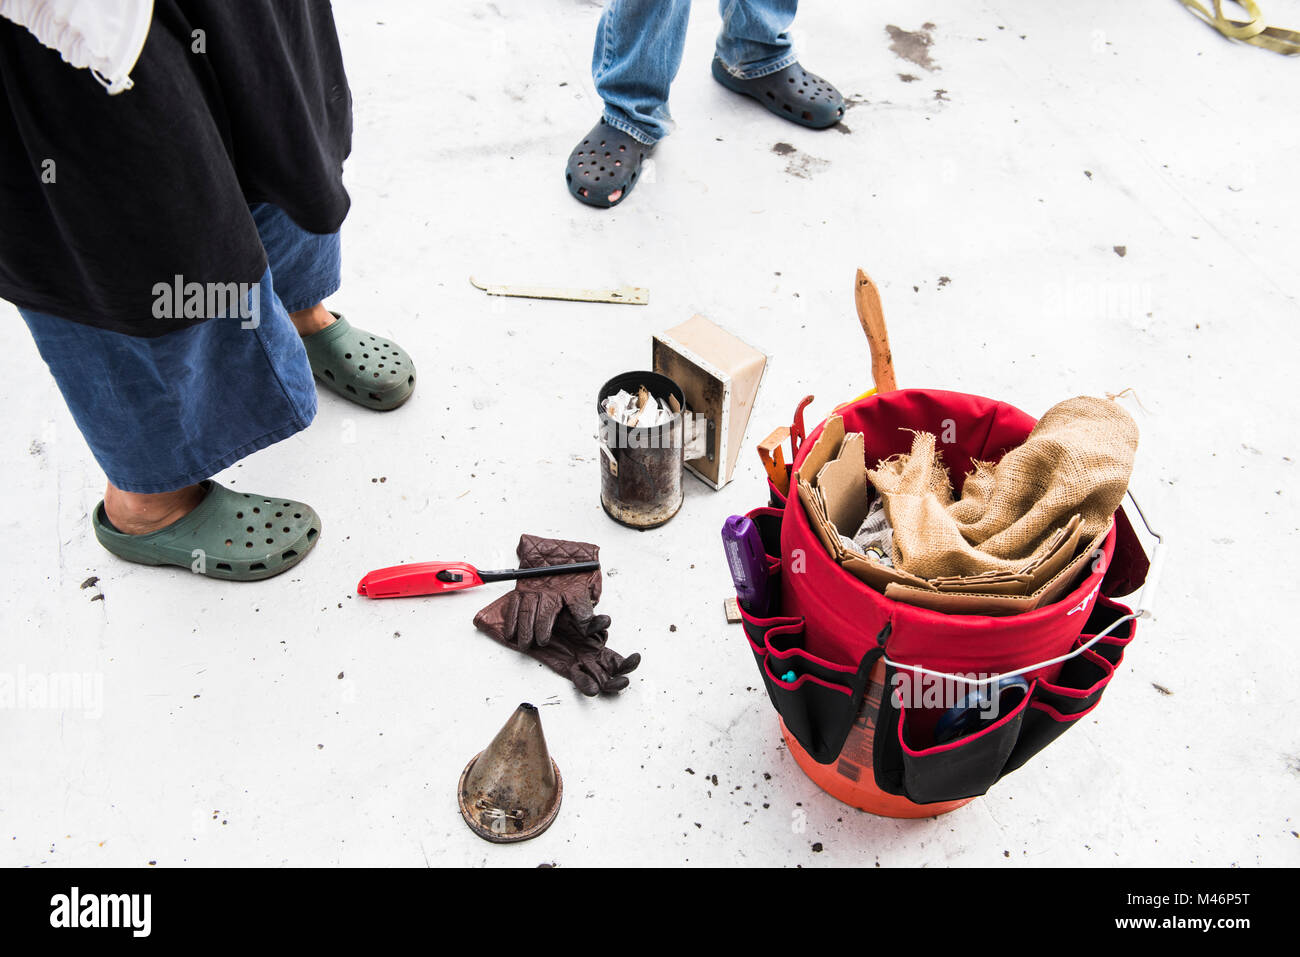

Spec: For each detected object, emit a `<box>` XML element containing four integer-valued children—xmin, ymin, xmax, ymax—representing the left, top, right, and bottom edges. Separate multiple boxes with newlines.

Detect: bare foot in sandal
<box><xmin>103</xmin><ymin>482</ymin><xmax>206</xmax><ymax>535</ymax></box>
<box><xmin>93</xmin><ymin>480</ymin><xmax>321</xmax><ymax>581</ymax></box>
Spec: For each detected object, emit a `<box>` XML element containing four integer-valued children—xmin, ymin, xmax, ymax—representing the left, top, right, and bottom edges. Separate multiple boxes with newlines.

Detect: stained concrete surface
<box><xmin>1</xmin><ymin>1</ymin><xmax>1298</xmax><ymax>867</ymax></box>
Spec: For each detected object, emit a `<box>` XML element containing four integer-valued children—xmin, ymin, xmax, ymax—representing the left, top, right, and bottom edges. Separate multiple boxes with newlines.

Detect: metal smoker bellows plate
<box><xmin>652</xmin><ymin>315</ymin><xmax>768</xmax><ymax>490</ymax></box>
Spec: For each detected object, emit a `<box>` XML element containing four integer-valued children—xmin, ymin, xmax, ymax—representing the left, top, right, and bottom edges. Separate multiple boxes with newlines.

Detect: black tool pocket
<box><xmin>892</xmin><ymin>680</ymin><xmax>1035</xmax><ymax>804</ymax></box>
<box><xmin>1001</xmin><ymin>595</ymin><xmax>1135</xmax><ymax>773</ymax></box>
<box><xmin>735</xmin><ymin>506</ymin><xmax>879</xmax><ymax>764</ymax></box>
<box><xmin>740</xmin><ymin>608</ymin><xmax>801</xmax><ymax>697</ymax></box>
<box><xmin>763</xmin><ymin>625</ymin><xmax>879</xmax><ymax>764</ymax></box>
<box><xmin>740</xmin><ymin>604</ymin><xmax>880</xmax><ymax>764</ymax></box>
<box><xmin>1081</xmin><ymin>594</ymin><xmax>1135</xmax><ymax>667</ymax></box>
<box><xmin>1001</xmin><ymin>651</ymin><xmax>1113</xmax><ymax>773</ymax></box>
<box><xmin>748</xmin><ymin>505</ymin><xmax>784</xmax><ymax>560</ymax></box>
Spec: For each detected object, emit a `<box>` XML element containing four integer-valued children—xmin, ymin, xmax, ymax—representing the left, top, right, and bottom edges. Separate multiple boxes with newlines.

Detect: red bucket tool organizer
<box><xmin>737</xmin><ymin>388</ymin><xmax>1160</xmax><ymax>815</ymax></box>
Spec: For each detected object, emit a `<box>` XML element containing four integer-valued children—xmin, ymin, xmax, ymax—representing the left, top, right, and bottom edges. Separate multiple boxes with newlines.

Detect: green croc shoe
<box><xmin>92</xmin><ymin>481</ymin><xmax>321</xmax><ymax>582</ymax></box>
<box><xmin>302</xmin><ymin>313</ymin><xmax>416</xmax><ymax>411</ymax></box>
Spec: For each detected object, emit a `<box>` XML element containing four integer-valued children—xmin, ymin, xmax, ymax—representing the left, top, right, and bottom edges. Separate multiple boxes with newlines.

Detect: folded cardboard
<box><xmin>925</xmin><ymin>514</ymin><xmax>1084</xmax><ymax>597</ymax></box>
<box><xmin>796</xmin><ymin>416</ymin><xmax>933</xmax><ymax>594</ymax></box>
<box><xmin>883</xmin><ymin>523</ymin><xmax>1107</xmax><ymax>617</ymax></box>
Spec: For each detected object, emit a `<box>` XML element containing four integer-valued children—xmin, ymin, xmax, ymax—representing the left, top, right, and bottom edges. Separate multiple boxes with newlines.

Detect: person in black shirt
<box><xmin>0</xmin><ymin>1</ymin><xmax>417</xmax><ymax>581</ymax></box>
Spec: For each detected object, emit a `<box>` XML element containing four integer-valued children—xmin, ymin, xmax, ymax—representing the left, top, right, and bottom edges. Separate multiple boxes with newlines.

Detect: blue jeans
<box><xmin>594</xmin><ymin>0</ymin><xmax>799</xmax><ymax>145</ymax></box>
<box><xmin>19</xmin><ymin>204</ymin><xmax>337</xmax><ymax>494</ymax></box>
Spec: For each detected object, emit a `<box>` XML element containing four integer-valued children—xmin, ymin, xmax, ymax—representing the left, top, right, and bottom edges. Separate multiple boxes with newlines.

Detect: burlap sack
<box><xmin>867</xmin><ymin>396</ymin><xmax>1138</xmax><ymax>579</ymax></box>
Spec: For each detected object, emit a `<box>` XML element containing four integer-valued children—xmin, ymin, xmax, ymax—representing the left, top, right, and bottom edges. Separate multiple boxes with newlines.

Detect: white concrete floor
<box><xmin>2</xmin><ymin>0</ymin><xmax>1298</xmax><ymax>868</ymax></box>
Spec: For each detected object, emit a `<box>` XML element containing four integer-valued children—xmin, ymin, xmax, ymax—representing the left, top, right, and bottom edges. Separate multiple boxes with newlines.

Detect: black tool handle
<box><xmin>478</xmin><ymin>561</ymin><xmax>601</xmax><ymax>583</ymax></box>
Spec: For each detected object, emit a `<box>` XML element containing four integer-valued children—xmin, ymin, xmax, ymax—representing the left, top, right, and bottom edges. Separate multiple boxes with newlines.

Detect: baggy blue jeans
<box><xmin>594</xmin><ymin>0</ymin><xmax>800</xmax><ymax>145</ymax></box>
<box><xmin>18</xmin><ymin>204</ymin><xmax>335</xmax><ymax>494</ymax></box>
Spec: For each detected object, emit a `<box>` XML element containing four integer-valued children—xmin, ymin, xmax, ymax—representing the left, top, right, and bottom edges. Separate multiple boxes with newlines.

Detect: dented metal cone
<box><xmin>458</xmin><ymin>702</ymin><xmax>563</xmax><ymax>843</ymax></box>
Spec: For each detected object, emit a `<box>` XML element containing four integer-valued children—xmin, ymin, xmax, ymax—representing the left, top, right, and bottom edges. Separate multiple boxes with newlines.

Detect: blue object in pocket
<box><xmin>934</xmin><ymin>675</ymin><xmax>1031</xmax><ymax>745</ymax></box>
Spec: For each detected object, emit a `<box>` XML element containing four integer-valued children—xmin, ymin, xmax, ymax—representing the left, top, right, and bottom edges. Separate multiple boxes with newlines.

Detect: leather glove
<box><xmin>473</xmin><ymin>534</ymin><xmax>640</xmax><ymax>695</ymax></box>
<box><xmin>543</xmin><ymin>624</ymin><xmax>641</xmax><ymax>696</ymax></box>
<box><xmin>473</xmin><ymin>534</ymin><xmax>606</xmax><ymax>651</ymax></box>
<box><xmin>514</xmin><ymin>533</ymin><xmax>605</xmax><ymax>638</ymax></box>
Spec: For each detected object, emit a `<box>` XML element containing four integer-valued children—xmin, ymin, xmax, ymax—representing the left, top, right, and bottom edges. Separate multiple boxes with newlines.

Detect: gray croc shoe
<box><xmin>565</xmin><ymin>118</ymin><xmax>651</xmax><ymax>208</ymax></box>
<box><xmin>92</xmin><ymin>481</ymin><xmax>320</xmax><ymax>581</ymax></box>
<box><xmin>302</xmin><ymin>313</ymin><xmax>416</xmax><ymax>411</ymax></box>
<box><xmin>711</xmin><ymin>57</ymin><xmax>845</xmax><ymax>129</ymax></box>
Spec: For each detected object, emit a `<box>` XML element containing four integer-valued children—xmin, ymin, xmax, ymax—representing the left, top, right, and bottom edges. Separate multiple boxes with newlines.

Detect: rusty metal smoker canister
<box><xmin>597</xmin><ymin>370</ymin><xmax>685</xmax><ymax>529</ymax></box>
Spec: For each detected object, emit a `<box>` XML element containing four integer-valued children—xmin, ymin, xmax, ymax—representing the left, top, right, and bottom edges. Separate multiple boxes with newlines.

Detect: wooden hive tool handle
<box><xmin>854</xmin><ymin>268</ymin><xmax>897</xmax><ymax>394</ymax></box>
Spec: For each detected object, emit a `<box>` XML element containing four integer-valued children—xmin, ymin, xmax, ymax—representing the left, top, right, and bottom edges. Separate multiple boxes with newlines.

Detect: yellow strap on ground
<box><xmin>1178</xmin><ymin>0</ymin><xmax>1300</xmax><ymax>54</ymax></box>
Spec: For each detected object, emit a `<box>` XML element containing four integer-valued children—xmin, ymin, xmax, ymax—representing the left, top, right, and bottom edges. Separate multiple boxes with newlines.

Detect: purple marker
<box><xmin>721</xmin><ymin>515</ymin><xmax>771</xmax><ymax>616</ymax></box>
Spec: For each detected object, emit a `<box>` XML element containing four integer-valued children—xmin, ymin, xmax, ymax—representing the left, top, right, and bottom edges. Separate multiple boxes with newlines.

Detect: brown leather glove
<box><xmin>546</xmin><ymin>623</ymin><xmax>641</xmax><ymax>696</ymax></box>
<box><xmin>513</xmin><ymin>533</ymin><xmax>606</xmax><ymax>639</ymax></box>
<box><xmin>473</xmin><ymin>535</ymin><xmax>640</xmax><ymax>695</ymax></box>
<box><xmin>474</xmin><ymin>534</ymin><xmax>606</xmax><ymax>650</ymax></box>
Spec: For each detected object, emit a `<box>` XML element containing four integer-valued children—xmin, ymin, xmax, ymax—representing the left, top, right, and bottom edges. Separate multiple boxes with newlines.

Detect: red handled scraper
<box><xmin>357</xmin><ymin>560</ymin><xmax>600</xmax><ymax>599</ymax></box>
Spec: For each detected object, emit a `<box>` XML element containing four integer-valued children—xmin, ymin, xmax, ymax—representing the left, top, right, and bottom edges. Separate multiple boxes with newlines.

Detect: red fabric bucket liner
<box><xmin>737</xmin><ymin>389</ymin><xmax>1149</xmax><ymax>814</ymax></box>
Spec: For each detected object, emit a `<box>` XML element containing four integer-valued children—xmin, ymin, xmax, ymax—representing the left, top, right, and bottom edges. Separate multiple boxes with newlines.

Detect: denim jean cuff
<box><xmin>106</xmin><ymin>417</ymin><xmax>313</xmax><ymax>494</ymax></box>
<box><xmin>714</xmin><ymin>49</ymin><xmax>799</xmax><ymax>81</ymax></box>
<box><xmin>600</xmin><ymin>110</ymin><xmax>660</xmax><ymax>147</ymax></box>
<box><xmin>280</xmin><ymin>276</ymin><xmax>342</xmax><ymax>316</ymax></box>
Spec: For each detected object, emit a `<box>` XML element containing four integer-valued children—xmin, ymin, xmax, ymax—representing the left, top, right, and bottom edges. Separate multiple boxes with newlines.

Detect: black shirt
<box><xmin>0</xmin><ymin>0</ymin><xmax>352</xmax><ymax>336</ymax></box>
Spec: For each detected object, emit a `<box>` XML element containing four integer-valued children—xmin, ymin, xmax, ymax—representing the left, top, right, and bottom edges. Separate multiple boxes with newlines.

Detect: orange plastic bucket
<box><xmin>780</xmin><ymin>658</ymin><xmax>975</xmax><ymax>818</ymax></box>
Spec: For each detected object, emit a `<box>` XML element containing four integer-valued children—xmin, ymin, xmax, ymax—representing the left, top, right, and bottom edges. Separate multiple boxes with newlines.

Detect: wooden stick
<box><xmin>854</xmin><ymin>268</ymin><xmax>896</xmax><ymax>394</ymax></box>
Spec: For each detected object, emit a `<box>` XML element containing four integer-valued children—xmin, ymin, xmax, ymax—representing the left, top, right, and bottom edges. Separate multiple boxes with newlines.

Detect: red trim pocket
<box><xmin>896</xmin><ymin>683</ymin><xmax>1035</xmax><ymax>804</ymax></box>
